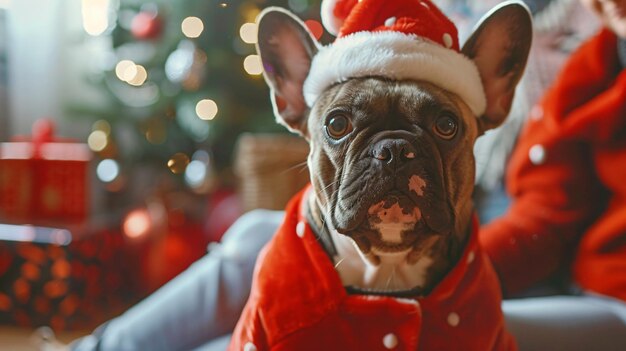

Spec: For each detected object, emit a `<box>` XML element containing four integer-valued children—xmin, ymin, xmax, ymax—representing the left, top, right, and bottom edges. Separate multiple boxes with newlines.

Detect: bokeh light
<box><xmin>82</xmin><ymin>0</ymin><xmax>109</xmax><ymax>36</ymax></box>
<box><xmin>288</xmin><ymin>0</ymin><xmax>308</xmax><ymax>13</ymax></box>
<box><xmin>145</xmin><ymin>121</ymin><xmax>167</xmax><ymax>144</ymax></box>
<box><xmin>243</xmin><ymin>55</ymin><xmax>263</xmax><ymax>75</ymax></box>
<box><xmin>52</xmin><ymin>230</ymin><xmax>72</xmax><ymax>246</ymax></box>
<box><xmin>181</xmin><ymin>16</ymin><xmax>204</xmax><ymax>38</ymax></box>
<box><xmin>92</xmin><ymin>120</ymin><xmax>111</xmax><ymax>135</ymax></box>
<box><xmin>168</xmin><ymin>153</ymin><xmax>190</xmax><ymax>174</ymax></box>
<box><xmin>305</xmin><ymin>20</ymin><xmax>324</xmax><ymax>40</ymax></box>
<box><xmin>127</xmin><ymin>65</ymin><xmax>148</xmax><ymax>86</ymax></box>
<box><xmin>192</xmin><ymin>149</ymin><xmax>210</xmax><ymax>163</ymax></box>
<box><xmin>115</xmin><ymin>60</ymin><xmax>136</xmax><ymax>81</ymax></box>
<box><xmin>96</xmin><ymin>159</ymin><xmax>120</xmax><ymax>183</ymax></box>
<box><xmin>239</xmin><ymin>23</ymin><xmax>258</xmax><ymax>44</ymax></box>
<box><xmin>87</xmin><ymin>130</ymin><xmax>108</xmax><ymax>152</ymax></box>
<box><xmin>184</xmin><ymin>160</ymin><xmax>207</xmax><ymax>188</ymax></box>
<box><xmin>195</xmin><ymin>99</ymin><xmax>218</xmax><ymax>120</ymax></box>
<box><xmin>123</xmin><ymin>208</ymin><xmax>151</xmax><ymax>238</ymax></box>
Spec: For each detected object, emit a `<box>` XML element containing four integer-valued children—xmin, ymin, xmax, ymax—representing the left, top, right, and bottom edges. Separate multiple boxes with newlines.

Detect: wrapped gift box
<box><xmin>0</xmin><ymin>223</ymin><xmax>141</xmax><ymax>331</ymax></box>
<box><xmin>0</xmin><ymin>120</ymin><xmax>91</xmax><ymax>223</ymax></box>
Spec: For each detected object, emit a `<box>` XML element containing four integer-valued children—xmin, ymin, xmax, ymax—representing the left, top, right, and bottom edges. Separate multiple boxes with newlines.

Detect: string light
<box><xmin>185</xmin><ymin>160</ymin><xmax>207</xmax><ymax>188</ymax></box>
<box><xmin>81</xmin><ymin>0</ymin><xmax>109</xmax><ymax>36</ymax></box>
<box><xmin>305</xmin><ymin>20</ymin><xmax>324</xmax><ymax>40</ymax></box>
<box><xmin>181</xmin><ymin>16</ymin><xmax>204</xmax><ymax>38</ymax></box>
<box><xmin>123</xmin><ymin>208</ymin><xmax>151</xmax><ymax>238</ymax></box>
<box><xmin>168</xmin><ymin>153</ymin><xmax>190</xmax><ymax>174</ymax></box>
<box><xmin>240</xmin><ymin>3</ymin><xmax>260</xmax><ymax>23</ymax></box>
<box><xmin>195</xmin><ymin>99</ymin><xmax>218</xmax><ymax>120</ymax></box>
<box><xmin>219</xmin><ymin>3</ymin><xmax>228</xmax><ymax>8</ymax></box>
<box><xmin>96</xmin><ymin>159</ymin><xmax>120</xmax><ymax>183</ymax></box>
<box><xmin>239</xmin><ymin>23</ymin><xmax>258</xmax><ymax>44</ymax></box>
<box><xmin>288</xmin><ymin>0</ymin><xmax>309</xmax><ymax>13</ymax></box>
<box><xmin>127</xmin><ymin>65</ymin><xmax>148</xmax><ymax>86</ymax></box>
<box><xmin>115</xmin><ymin>60</ymin><xmax>137</xmax><ymax>82</ymax></box>
<box><xmin>243</xmin><ymin>55</ymin><xmax>263</xmax><ymax>75</ymax></box>
<box><xmin>145</xmin><ymin>121</ymin><xmax>166</xmax><ymax>144</ymax></box>
<box><xmin>87</xmin><ymin>130</ymin><xmax>108</xmax><ymax>152</ymax></box>
<box><xmin>92</xmin><ymin>120</ymin><xmax>111</xmax><ymax>135</ymax></box>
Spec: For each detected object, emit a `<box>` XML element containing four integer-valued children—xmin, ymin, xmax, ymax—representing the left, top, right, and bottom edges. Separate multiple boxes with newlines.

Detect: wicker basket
<box><xmin>234</xmin><ymin>133</ymin><xmax>310</xmax><ymax>212</ymax></box>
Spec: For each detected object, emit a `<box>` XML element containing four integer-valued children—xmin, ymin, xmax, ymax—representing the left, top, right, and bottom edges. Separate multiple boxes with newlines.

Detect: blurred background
<box><xmin>0</xmin><ymin>0</ymin><xmax>599</xmax><ymax>345</ymax></box>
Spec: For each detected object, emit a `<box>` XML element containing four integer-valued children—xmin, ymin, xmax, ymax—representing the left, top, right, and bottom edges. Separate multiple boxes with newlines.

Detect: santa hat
<box><xmin>303</xmin><ymin>0</ymin><xmax>486</xmax><ymax>115</ymax></box>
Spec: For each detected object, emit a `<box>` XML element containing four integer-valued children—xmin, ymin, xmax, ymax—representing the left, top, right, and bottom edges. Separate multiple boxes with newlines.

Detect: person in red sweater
<box><xmin>478</xmin><ymin>0</ymin><xmax>626</xmax><ymax>349</ymax></box>
<box><xmin>482</xmin><ymin>0</ymin><xmax>626</xmax><ymax>303</ymax></box>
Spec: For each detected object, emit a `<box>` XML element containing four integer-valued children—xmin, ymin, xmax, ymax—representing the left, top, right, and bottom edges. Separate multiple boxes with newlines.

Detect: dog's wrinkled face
<box><xmin>255</xmin><ymin>3</ymin><xmax>531</xmax><ymax>292</ymax></box>
<box><xmin>309</xmin><ymin>78</ymin><xmax>478</xmax><ymax>262</ymax></box>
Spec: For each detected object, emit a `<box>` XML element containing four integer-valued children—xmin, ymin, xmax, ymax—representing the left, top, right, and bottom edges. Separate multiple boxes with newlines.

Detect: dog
<box><xmin>230</xmin><ymin>0</ymin><xmax>531</xmax><ymax>350</ymax></box>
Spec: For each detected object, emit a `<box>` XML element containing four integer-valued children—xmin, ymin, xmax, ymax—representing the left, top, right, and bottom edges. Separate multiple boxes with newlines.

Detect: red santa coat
<box><xmin>481</xmin><ymin>28</ymin><xmax>626</xmax><ymax>300</ymax></box>
<box><xmin>229</xmin><ymin>188</ymin><xmax>515</xmax><ymax>351</ymax></box>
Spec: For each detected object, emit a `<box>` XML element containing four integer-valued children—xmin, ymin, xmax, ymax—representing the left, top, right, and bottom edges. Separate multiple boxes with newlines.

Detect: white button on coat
<box><xmin>384</xmin><ymin>16</ymin><xmax>397</xmax><ymax>27</ymax></box>
<box><xmin>529</xmin><ymin>144</ymin><xmax>547</xmax><ymax>165</ymax></box>
<box><xmin>244</xmin><ymin>342</ymin><xmax>257</xmax><ymax>351</ymax></box>
<box><xmin>466</xmin><ymin>250</ymin><xmax>475</xmax><ymax>264</ymax></box>
<box><xmin>442</xmin><ymin>33</ymin><xmax>453</xmax><ymax>48</ymax></box>
<box><xmin>296</xmin><ymin>221</ymin><xmax>306</xmax><ymax>238</ymax></box>
<box><xmin>382</xmin><ymin>333</ymin><xmax>398</xmax><ymax>349</ymax></box>
<box><xmin>530</xmin><ymin>106</ymin><xmax>544</xmax><ymax>120</ymax></box>
<box><xmin>447</xmin><ymin>312</ymin><xmax>460</xmax><ymax>327</ymax></box>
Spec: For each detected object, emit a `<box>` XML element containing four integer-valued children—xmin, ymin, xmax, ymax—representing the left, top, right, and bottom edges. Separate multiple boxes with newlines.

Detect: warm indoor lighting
<box><xmin>195</xmin><ymin>99</ymin><xmax>218</xmax><ymax>120</ymax></box>
<box><xmin>167</xmin><ymin>153</ymin><xmax>190</xmax><ymax>174</ymax></box>
<box><xmin>92</xmin><ymin>120</ymin><xmax>111</xmax><ymax>135</ymax></box>
<box><xmin>87</xmin><ymin>130</ymin><xmax>108</xmax><ymax>152</ymax></box>
<box><xmin>181</xmin><ymin>16</ymin><xmax>204</xmax><ymax>38</ymax></box>
<box><xmin>81</xmin><ymin>0</ymin><xmax>109</xmax><ymax>36</ymax></box>
<box><xmin>115</xmin><ymin>60</ymin><xmax>136</xmax><ymax>82</ymax></box>
<box><xmin>243</xmin><ymin>55</ymin><xmax>263</xmax><ymax>75</ymax></box>
<box><xmin>239</xmin><ymin>23</ymin><xmax>258</xmax><ymax>44</ymax></box>
<box><xmin>123</xmin><ymin>208</ymin><xmax>151</xmax><ymax>238</ymax></box>
<box><xmin>127</xmin><ymin>65</ymin><xmax>148</xmax><ymax>86</ymax></box>
<box><xmin>305</xmin><ymin>20</ymin><xmax>324</xmax><ymax>40</ymax></box>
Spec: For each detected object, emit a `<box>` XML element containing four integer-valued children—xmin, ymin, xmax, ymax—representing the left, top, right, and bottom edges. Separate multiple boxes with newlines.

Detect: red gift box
<box><xmin>0</xmin><ymin>120</ymin><xmax>92</xmax><ymax>223</ymax></box>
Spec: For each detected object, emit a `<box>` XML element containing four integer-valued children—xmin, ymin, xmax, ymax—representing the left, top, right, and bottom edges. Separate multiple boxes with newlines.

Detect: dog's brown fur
<box><xmin>256</xmin><ymin>3</ymin><xmax>531</xmax><ymax>295</ymax></box>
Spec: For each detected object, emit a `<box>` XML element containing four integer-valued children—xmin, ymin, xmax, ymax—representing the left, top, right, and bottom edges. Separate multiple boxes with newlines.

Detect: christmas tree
<box><xmin>69</xmin><ymin>0</ymin><xmax>324</xmax><ymax>207</ymax></box>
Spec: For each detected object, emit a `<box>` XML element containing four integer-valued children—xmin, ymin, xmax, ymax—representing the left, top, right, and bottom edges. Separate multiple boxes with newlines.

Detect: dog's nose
<box><xmin>372</xmin><ymin>139</ymin><xmax>416</xmax><ymax>166</ymax></box>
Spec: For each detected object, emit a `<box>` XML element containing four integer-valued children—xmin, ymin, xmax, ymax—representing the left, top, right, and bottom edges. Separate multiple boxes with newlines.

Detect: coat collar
<box><xmin>254</xmin><ymin>185</ymin><xmax>483</xmax><ymax>341</ymax></box>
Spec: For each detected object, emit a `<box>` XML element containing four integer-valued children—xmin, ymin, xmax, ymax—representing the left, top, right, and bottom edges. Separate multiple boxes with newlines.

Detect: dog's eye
<box><xmin>326</xmin><ymin>114</ymin><xmax>352</xmax><ymax>139</ymax></box>
<box><xmin>433</xmin><ymin>114</ymin><xmax>458</xmax><ymax>140</ymax></box>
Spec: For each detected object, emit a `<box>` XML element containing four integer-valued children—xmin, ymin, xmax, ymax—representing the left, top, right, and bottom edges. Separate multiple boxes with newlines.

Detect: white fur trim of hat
<box><xmin>303</xmin><ymin>30</ymin><xmax>486</xmax><ymax>116</ymax></box>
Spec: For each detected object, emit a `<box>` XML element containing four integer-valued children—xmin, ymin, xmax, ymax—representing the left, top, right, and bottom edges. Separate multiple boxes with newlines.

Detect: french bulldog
<box><xmin>231</xmin><ymin>1</ymin><xmax>531</xmax><ymax>349</ymax></box>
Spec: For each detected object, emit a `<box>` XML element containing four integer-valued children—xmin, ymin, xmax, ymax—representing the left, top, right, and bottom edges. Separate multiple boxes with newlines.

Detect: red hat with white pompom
<box><xmin>303</xmin><ymin>0</ymin><xmax>486</xmax><ymax>115</ymax></box>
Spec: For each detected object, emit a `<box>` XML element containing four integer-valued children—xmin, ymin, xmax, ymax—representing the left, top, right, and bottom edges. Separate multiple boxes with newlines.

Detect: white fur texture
<box><xmin>303</xmin><ymin>31</ymin><xmax>487</xmax><ymax>115</ymax></box>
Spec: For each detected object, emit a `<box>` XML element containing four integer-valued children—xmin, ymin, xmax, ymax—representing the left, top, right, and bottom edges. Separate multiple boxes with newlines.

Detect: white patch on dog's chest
<box><xmin>332</xmin><ymin>232</ymin><xmax>435</xmax><ymax>292</ymax></box>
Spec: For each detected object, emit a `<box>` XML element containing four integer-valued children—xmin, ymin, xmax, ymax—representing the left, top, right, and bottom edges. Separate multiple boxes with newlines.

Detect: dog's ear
<box><xmin>462</xmin><ymin>1</ymin><xmax>532</xmax><ymax>133</ymax></box>
<box><xmin>256</xmin><ymin>8</ymin><xmax>319</xmax><ymax>135</ymax></box>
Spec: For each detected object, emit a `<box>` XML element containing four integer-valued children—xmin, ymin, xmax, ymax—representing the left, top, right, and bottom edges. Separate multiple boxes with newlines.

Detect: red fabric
<box><xmin>229</xmin><ymin>187</ymin><xmax>515</xmax><ymax>351</ymax></box>
<box><xmin>338</xmin><ymin>0</ymin><xmax>459</xmax><ymax>50</ymax></box>
<box><xmin>480</xmin><ymin>28</ymin><xmax>626</xmax><ymax>300</ymax></box>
